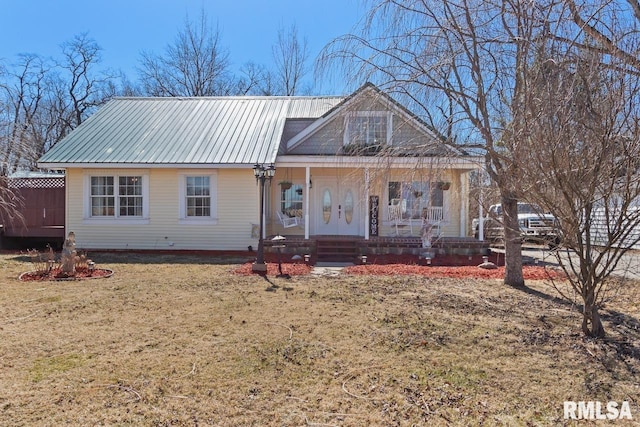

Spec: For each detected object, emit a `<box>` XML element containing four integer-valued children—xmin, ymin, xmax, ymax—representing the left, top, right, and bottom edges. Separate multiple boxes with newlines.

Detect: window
<box><xmin>89</xmin><ymin>175</ymin><xmax>144</xmax><ymax>218</ymax></box>
<box><xmin>90</xmin><ymin>176</ymin><xmax>114</xmax><ymax>216</ymax></box>
<box><xmin>280</xmin><ymin>184</ymin><xmax>303</xmax><ymax>219</ymax></box>
<box><xmin>118</xmin><ymin>176</ymin><xmax>143</xmax><ymax>216</ymax></box>
<box><xmin>186</xmin><ymin>176</ymin><xmax>211</xmax><ymax>217</ymax></box>
<box><xmin>348</xmin><ymin>116</ymin><xmax>387</xmax><ymax>145</ymax></box>
<box><xmin>179</xmin><ymin>172</ymin><xmax>217</xmax><ymax>223</ymax></box>
<box><xmin>388</xmin><ymin>181</ymin><xmax>443</xmax><ymax>219</ymax></box>
<box><xmin>344</xmin><ymin>112</ymin><xmax>392</xmax><ymax>154</ymax></box>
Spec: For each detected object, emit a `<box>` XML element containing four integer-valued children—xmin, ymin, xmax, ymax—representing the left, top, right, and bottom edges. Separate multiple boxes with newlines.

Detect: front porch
<box><xmin>264</xmin><ymin>235</ymin><xmax>490</xmax><ymax>263</ymax></box>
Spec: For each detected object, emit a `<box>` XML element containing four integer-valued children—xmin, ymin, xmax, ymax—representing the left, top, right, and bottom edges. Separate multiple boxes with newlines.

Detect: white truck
<box><xmin>472</xmin><ymin>202</ymin><xmax>560</xmax><ymax>246</ymax></box>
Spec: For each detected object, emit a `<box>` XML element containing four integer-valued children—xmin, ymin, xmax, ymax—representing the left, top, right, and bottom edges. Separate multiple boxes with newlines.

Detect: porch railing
<box><xmin>422</xmin><ymin>206</ymin><xmax>444</xmax><ymax>223</ymax></box>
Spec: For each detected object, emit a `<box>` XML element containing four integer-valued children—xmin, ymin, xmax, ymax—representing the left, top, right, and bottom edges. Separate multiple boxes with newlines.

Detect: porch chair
<box><xmin>388</xmin><ymin>199</ymin><xmax>413</xmax><ymax>235</ymax></box>
<box><xmin>276</xmin><ymin>210</ymin><xmax>300</xmax><ymax>228</ymax></box>
<box><xmin>421</xmin><ymin>207</ymin><xmax>444</xmax><ymax>241</ymax></box>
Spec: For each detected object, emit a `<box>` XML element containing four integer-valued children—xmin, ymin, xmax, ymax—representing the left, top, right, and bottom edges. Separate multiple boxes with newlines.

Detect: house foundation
<box><xmin>264</xmin><ymin>235</ymin><xmax>490</xmax><ymax>263</ymax></box>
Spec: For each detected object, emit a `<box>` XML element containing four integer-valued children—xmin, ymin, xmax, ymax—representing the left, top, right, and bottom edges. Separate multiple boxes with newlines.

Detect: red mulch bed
<box><xmin>234</xmin><ymin>262</ymin><xmax>312</xmax><ymax>276</ymax></box>
<box><xmin>19</xmin><ymin>268</ymin><xmax>113</xmax><ymax>281</ymax></box>
<box><xmin>361</xmin><ymin>253</ymin><xmax>507</xmax><ymax>266</ymax></box>
<box><xmin>345</xmin><ymin>264</ymin><xmax>564</xmax><ymax>280</ymax></box>
<box><xmin>234</xmin><ymin>253</ymin><xmax>565</xmax><ymax>280</ymax></box>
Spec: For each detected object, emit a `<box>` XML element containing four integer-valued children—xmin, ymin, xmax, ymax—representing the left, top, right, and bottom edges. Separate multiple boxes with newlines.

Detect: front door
<box><xmin>315</xmin><ymin>179</ymin><xmax>360</xmax><ymax>235</ymax></box>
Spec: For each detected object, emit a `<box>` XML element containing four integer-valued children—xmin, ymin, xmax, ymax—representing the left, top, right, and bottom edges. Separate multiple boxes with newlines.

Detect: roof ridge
<box><xmin>112</xmin><ymin>95</ymin><xmax>346</xmax><ymax>101</ymax></box>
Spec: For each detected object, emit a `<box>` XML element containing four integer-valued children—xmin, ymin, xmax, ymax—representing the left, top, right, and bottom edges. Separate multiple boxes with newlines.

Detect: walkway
<box><xmin>310</xmin><ymin>262</ymin><xmax>353</xmax><ymax>277</ymax></box>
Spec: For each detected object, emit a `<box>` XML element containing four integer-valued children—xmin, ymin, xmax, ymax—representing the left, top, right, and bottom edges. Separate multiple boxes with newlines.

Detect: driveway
<box><xmin>491</xmin><ymin>244</ymin><xmax>640</xmax><ymax>280</ymax></box>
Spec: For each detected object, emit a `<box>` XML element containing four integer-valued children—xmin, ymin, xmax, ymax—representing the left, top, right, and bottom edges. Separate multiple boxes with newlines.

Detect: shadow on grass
<box><xmin>516</xmin><ymin>283</ymin><xmax>640</xmax><ymax>369</ymax></box>
<box><xmin>599</xmin><ymin>309</ymin><xmax>640</xmax><ymax>370</ymax></box>
<box><xmin>10</xmin><ymin>250</ymin><xmax>255</xmax><ymax>266</ymax></box>
<box><xmin>517</xmin><ymin>284</ymin><xmax>576</xmax><ymax>308</ymax></box>
<box><xmin>257</xmin><ymin>273</ymin><xmax>294</xmax><ymax>292</ymax></box>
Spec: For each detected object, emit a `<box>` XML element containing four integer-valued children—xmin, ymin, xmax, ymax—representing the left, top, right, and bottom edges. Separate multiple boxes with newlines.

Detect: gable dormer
<box><xmin>283</xmin><ymin>83</ymin><xmax>456</xmax><ymax>157</ymax></box>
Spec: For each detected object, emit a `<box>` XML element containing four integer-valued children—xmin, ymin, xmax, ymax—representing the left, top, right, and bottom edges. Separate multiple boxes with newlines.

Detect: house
<box><xmin>37</xmin><ymin>83</ymin><xmax>483</xmax><ymax>257</ymax></box>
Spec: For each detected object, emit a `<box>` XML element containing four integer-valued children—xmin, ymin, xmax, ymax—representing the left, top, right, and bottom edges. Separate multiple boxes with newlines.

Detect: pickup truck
<box><xmin>472</xmin><ymin>203</ymin><xmax>560</xmax><ymax>246</ymax></box>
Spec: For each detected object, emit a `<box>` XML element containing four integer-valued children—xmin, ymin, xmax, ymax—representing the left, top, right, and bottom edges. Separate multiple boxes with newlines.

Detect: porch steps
<box><xmin>316</xmin><ymin>238</ymin><xmax>359</xmax><ymax>262</ymax></box>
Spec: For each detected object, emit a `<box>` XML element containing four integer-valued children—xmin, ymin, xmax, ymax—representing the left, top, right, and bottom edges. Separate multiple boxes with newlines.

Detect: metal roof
<box><xmin>38</xmin><ymin>95</ymin><xmax>344</xmax><ymax>167</ymax></box>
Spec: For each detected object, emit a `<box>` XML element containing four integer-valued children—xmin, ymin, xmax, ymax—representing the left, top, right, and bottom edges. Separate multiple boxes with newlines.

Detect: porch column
<box><xmin>364</xmin><ymin>168</ymin><xmax>370</xmax><ymax>240</ymax></box>
<box><xmin>305</xmin><ymin>166</ymin><xmax>310</xmax><ymax>240</ymax></box>
<box><xmin>459</xmin><ymin>172</ymin><xmax>466</xmax><ymax>237</ymax></box>
<box><xmin>478</xmin><ymin>180</ymin><xmax>484</xmax><ymax>241</ymax></box>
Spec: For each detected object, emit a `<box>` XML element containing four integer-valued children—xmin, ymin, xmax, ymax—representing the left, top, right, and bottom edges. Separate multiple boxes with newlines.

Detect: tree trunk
<box><xmin>502</xmin><ymin>196</ymin><xmax>525</xmax><ymax>287</ymax></box>
<box><xmin>582</xmin><ymin>289</ymin><xmax>605</xmax><ymax>338</ymax></box>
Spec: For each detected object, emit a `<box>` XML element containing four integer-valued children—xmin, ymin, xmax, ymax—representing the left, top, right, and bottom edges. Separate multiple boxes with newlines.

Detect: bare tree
<box><xmin>138</xmin><ymin>12</ymin><xmax>232</xmax><ymax>96</ymax></box>
<box><xmin>58</xmin><ymin>33</ymin><xmax>111</xmax><ymax>128</ymax></box>
<box><xmin>321</xmin><ymin>0</ymin><xmax>560</xmax><ymax>287</ymax></box>
<box><xmin>562</xmin><ymin>0</ymin><xmax>640</xmax><ymax>75</ymax></box>
<box><xmin>272</xmin><ymin>24</ymin><xmax>309</xmax><ymax>95</ymax></box>
<box><xmin>234</xmin><ymin>62</ymin><xmax>268</xmax><ymax>95</ymax></box>
<box><xmin>0</xmin><ymin>54</ymin><xmax>49</xmax><ymax>173</ymax></box>
<box><xmin>519</xmin><ymin>44</ymin><xmax>640</xmax><ymax>337</ymax></box>
<box><xmin>0</xmin><ymin>34</ymin><xmax>114</xmax><ymax>171</ymax></box>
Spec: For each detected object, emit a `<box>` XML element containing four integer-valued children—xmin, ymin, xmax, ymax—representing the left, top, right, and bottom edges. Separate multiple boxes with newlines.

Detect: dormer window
<box><xmin>343</xmin><ymin>112</ymin><xmax>392</xmax><ymax>154</ymax></box>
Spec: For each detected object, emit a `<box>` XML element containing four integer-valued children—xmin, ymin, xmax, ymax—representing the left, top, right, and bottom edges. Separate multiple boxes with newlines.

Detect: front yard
<box><xmin>1</xmin><ymin>252</ymin><xmax>639</xmax><ymax>426</ymax></box>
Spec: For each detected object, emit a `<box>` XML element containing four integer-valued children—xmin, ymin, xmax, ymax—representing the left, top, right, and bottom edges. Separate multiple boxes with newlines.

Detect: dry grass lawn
<box><xmin>1</xmin><ymin>252</ymin><xmax>639</xmax><ymax>426</ymax></box>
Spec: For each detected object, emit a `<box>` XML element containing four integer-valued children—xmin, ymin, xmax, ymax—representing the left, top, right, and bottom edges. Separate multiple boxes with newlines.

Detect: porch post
<box><xmin>459</xmin><ymin>173</ymin><xmax>466</xmax><ymax>237</ymax></box>
<box><xmin>305</xmin><ymin>166</ymin><xmax>310</xmax><ymax>239</ymax></box>
<box><xmin>478</xmin><ymin>181</ymin><xmax>484</xmax><ymax>241</ymax></box>
<box><xmin>364</xmin><ymin>168</ymin><xmax>370</xmax><ymax>240</ymax></box>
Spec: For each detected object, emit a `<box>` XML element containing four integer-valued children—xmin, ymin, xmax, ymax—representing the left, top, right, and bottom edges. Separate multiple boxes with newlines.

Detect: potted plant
<box><xmin>413</xmin><ymin>190</ymin><xmax>423</xmax><ymax>198</ymax></box>
<box><xmin>437</xmin><ymin>181</ymin><xmax>451</xmax><ymax>191</ymax></box>
<box><xmin>279</xmin><ymin>180</ymin><xmax>292</xmax><ymax>190</ymax></box>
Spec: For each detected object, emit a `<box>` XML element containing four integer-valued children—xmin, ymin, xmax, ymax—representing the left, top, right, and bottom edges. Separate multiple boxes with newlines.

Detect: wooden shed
<box><xmin>1</xmin><ymin>172</ymin><xmax>65</xmax><ymax>248</ymax></box>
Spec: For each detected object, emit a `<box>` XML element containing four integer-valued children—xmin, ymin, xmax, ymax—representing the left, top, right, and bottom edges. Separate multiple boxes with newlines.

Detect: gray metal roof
<box><xmin>38</xmin><ymin>95</ymin><xmax>344</xmax><ymax>167</ymax></box>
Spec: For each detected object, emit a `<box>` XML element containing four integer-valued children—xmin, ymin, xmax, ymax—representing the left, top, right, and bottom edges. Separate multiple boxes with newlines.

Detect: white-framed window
<box><xmin>280</xmin><ymin>183</ymin><xmax>303</xmax><ymax>219</ymax></box>
<box><xmin>84</xmin><ymin>173</ymin><xmax>149</xmax><ymax>223</ymax></box>
<box><xmin>344</xmin><ymin>111</ymin><xmax>392</xmax><ymax>148</ymax></box>
<box><xmin>90</xmin><ymin>176</ymin><xmax>115</xmax><ymax>216</ymax></box>
<box><xmin>186</xmin><ymin>176</ymin><xmax>211</xmax><ymax>217</ymax></box>
<box><xmin>118</xmin><ymin>176</ymin><xmax>144</xmax><ymax>216</ymax></box>
<box><xmin>179</xmin><ymin>172</ymin><xmax>218</xmax><ymax>224</ymax></box>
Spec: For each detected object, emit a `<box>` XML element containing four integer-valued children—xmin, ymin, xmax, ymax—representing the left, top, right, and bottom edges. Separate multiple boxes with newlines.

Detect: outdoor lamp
<box><xmin>252</xmin><ymin>163</ymin><xmax>276</xmax><ymax>273</ymax></box>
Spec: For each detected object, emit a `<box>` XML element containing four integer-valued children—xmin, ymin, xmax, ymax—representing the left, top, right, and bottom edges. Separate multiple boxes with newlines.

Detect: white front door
<box><xmin>315</xmin><ymin>179</ymin><xmax>360</xmax><ymax>235</ymax></box>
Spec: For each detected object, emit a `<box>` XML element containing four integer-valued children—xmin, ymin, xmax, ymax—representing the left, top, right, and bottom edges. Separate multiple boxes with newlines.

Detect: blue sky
<box><xmin>1</xmin><ymin>0</ymin><xmax>367</xmax><ymax>94</ymax></box>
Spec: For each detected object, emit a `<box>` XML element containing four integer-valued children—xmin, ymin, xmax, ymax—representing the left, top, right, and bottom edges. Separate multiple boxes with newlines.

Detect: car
<box><xmin>472</xmin><ymin>202</ymin><xmax>560</xmax><ymax>247</ymax></box>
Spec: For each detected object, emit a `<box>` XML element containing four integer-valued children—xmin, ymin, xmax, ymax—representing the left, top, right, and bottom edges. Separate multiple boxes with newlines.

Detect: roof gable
<box><xmin>284</xmin><ymin>83</ymin><xmax>461</xmax><ymax>155</ymax></box>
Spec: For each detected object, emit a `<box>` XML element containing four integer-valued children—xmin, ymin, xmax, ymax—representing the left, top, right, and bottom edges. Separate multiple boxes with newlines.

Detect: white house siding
<box><xmin>66</xmin><ymin>168</ymin><xmax>260</xmax><ymax>251</ymax></box>
<box><xmin>590</xmin><ymin>206</ymin><xmax>640</xmax><ymax>250</ymax></box>
<box><xmin>65</xmin><ymin>164</ymin><xmax>468</xmax><ymax>249</ymax></box>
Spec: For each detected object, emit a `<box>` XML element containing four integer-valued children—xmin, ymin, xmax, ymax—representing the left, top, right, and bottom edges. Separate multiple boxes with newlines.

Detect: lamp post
<box><xmin>252</xmin><ymin>163</ymin><xmax>276</xmax><ymax>273</ymax></box>
<box><xmin>272</xmin><ymin>234</ymin><xmax>290</xmax><ymax>279</ymax></box>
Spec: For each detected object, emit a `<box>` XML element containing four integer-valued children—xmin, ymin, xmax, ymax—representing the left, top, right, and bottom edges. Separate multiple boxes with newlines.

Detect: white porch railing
<box><xmin>422</xmin><ymin>206</ymin><xmax>444</xmax><ymax>223</ymax></box>
<box><xmin>388</xmin><ymin>204</ymin><xmax>446</xmax><ymax>236</ymax></box>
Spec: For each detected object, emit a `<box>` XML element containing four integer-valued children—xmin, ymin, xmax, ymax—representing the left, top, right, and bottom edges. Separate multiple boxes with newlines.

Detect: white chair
<box><xmin>421</xmin><ymin>207</ymin><xmax>444</xmax><ymax>240</ymax></box>
<box><xmin>388</xmin><ymin>199</ymin><xmax>412</xmax><ymax>235</ymax></box>
<box><xmin>276</xmin><ymin>210</ymin><xmax>299</xmax><ymax>228</ymax></box>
